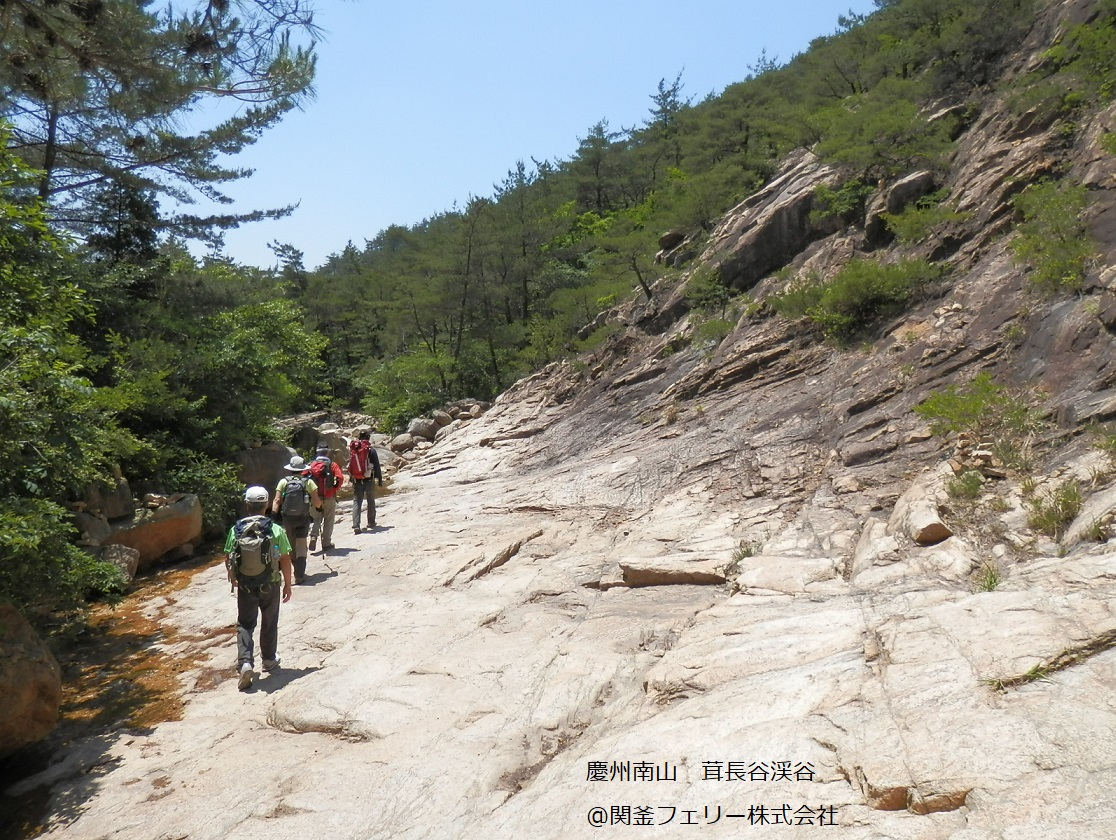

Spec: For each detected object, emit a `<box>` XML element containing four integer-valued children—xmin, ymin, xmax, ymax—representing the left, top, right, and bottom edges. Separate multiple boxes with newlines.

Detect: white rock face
<box><xmin>17</xmin><ymin>382</ymin><xmax>1116</xmax><ymax>840</ymax></box>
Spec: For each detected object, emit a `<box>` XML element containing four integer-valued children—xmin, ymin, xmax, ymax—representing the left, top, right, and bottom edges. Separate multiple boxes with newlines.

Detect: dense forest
<box><xmin>3</xmin><ymin>0</ymin><xmax>1115</xmax><ymax>621</ymax></box>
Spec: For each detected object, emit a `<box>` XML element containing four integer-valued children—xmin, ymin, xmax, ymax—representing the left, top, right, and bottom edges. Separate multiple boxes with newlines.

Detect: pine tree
<box><xmin>0</xmin><ymin>0</ymin><xmax>317</xmax><ymax>241</ymax></box>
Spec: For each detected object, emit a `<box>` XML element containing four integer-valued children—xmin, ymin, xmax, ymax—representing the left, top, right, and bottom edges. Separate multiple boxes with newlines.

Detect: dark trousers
<box><xmin>237</xmin><ymin>583</ymin><xmax>280</xmax><ymax>668</ymax></box>
<box><xmin>352</xmin><ymin>478</ymin><xmax>376</xmax><ymax>528</ymax></box>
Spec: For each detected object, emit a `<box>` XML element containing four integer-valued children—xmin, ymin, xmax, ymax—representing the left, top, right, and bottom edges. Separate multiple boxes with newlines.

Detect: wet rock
<box><xmin>0</xmin><ymin>605</ymin><xmax>61</xmax><ymax>759</ymax></box>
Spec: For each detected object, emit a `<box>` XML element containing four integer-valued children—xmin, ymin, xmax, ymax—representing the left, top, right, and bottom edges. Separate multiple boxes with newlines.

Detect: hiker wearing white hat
<box><xmin>271</xmin><ymin>455</ymin><xmax>323</xmax><ymax>584</ymax></box>
<box><xmin>224</xmin><ymin>485</ymin><xmax>293</xmax><ymax>691</ymax></box>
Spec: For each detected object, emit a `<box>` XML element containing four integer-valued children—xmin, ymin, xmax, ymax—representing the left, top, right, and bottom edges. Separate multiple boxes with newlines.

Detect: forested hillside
<box><xmin>3</xmin><ymin>0</ymin><xmax>1115</xmax><ymax>624</ymax></box>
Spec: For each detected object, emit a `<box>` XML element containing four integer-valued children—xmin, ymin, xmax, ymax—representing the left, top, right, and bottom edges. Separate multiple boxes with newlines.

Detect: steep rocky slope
<box><xmin>10</xmin><ymin>2</ymin><xmax>1116</xmax><ymax>838</ymax></box>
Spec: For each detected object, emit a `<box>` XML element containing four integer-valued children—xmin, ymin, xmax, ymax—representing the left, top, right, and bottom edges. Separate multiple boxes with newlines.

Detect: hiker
<box><xmin>349</xmin><ymin>430</ymin><xmax>383</xmax><ymax>534</ymax></box>
<box><xmin>309</xmin><ymin>442</ymin><xmax>345</xmax><ymax>552</ymax></box>
<box><xmin>225</xmin><ymin>485</ymin><xmax>293</xmax><ymax>691</ymax></box>
<box><xmin>271</xmin><ymin>455</ymin><xmax>323</xmax><ymax>584</ymax></box>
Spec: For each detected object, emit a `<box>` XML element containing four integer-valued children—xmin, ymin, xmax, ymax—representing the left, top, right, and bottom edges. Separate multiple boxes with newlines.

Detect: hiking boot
<box><xmin>295</xmin><ymin>575</ymin><xmax>306</xmax><ymax>585</ymax></box>
<box><xmin>353</xmin><ymin>527</ymin><xmax>362</xmax><ymax>534</ymax></box>
<box><xmin>262</xmin><ymin>658</ymin><xmax>281</xmax><ymax>673</ymax></box>
<box><xmin>238</xmin><ymin>663</ymin><xmax>255</xmax><ymax>691</ymax></box>
<box><xmin>308</xmin><ymin>538</ymin><xmax>317</xmax><ymax>551</ymax></box>
<box><xmin>322</xmin><ymin>542</ymin><xmax>334</xmax><ymax>551</ymax></box>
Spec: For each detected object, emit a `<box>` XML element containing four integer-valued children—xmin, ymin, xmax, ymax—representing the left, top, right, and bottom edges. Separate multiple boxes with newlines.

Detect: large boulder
<box><xmin>864</xmin><ymin>170</ymin><xmax>937</xmax><ymax>245</ymax></box>
<box><xmin>73</xmin><ymin>511</ymin><xmax>112</xmax><ymax>547</ymax></box>
<box><xmin>407</xmin><ymin>417</ymin><xmax>440</xmax><ymax>441</ymax></box>
<box><xmin>100</xmin><ymin>544</ymin><xmax>142</xmax><ymax>584</ymax></box>
<box><xmin>390</xmin><ymin>433</ymin><xmax>416</xmax><ymax>453</ymax></box>
<box><xmin>234</xmin><ymin>442</ymin><xmax>297</xmax><ymax>496</ymax></box>
<box><xmin>888</xmin><ymin>463</ymin><xmax>954</xmax><ymax>546</ymax></box>
<box><xmin>0</xmin><ymin>605</ymin><xmax>62</xmax><ymax>759</ymax></box>
<box><xmin>102</xmin><ymin>494</ymin><xmax>204</xmax><ymax>571</ymax></box>
<box><xmin>316</xmin><ymin>430</ymin><xmax>348</xmax><ymax>465</ymax></box>
<box><xmin>700</xmin><ymin>148</ymin><xmax>841</xmax><ymax>292</ymax></box>
<box><xmin>82</xmin><ymin>472</ymin><xmax>134</xmax><ymax>521</ymax></box>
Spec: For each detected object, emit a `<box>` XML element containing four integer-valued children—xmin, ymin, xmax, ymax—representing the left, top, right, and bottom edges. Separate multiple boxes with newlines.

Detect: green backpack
<box><xmin>228</xmin><ymin>515</ymin><xmax>278</xmax><ymax>588</ymax></box>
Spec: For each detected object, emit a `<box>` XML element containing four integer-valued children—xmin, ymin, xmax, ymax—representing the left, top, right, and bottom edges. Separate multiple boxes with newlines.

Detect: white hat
<box><xmin>244</xmin><ymin>485</ymin><xmax>269</xmax><ymax>503</ymax></box>
<box><xmin>284</xmin><ymin>455</ymin><xmax>307</xmax><ymax>472</ymax></box>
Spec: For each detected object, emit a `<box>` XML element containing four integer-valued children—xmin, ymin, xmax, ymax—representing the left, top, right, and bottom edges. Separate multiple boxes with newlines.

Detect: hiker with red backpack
<box><xmin>349</xmin><ymin>430</ymin><xmax>383</xmax><ymax>533</ymax></box>
<box><xmin>271</xmin><ymin>455</ymin><xmax>323</xmax><ymax>585</ymax></box>
<box><xmin>308</xmin><ymin>442</ymin><xmax>345</xmax><ymax>552</ymax></box>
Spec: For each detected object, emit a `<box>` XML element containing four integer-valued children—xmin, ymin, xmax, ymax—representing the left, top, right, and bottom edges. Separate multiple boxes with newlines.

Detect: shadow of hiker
<box><xmin>254</xmin><ymin>665</ymin><xmax>320</xmax><ymax>694</ymax></box>
<box><xmin>298</xmin><ymin>568</ymin><xmax>338</xmax><ymax>586</ymax></box>
<box><xmin>324</xmin><ymin>547</ymin><xmax>359</xmax><ymax>557</ymax></box>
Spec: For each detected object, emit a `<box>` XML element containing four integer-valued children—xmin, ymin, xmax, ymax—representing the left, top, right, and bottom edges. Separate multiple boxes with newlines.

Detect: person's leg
<box><xmin>258</xmin><ymin>584</ymin><xmax>280</xmax><ymax>664</ymax></box>
<box><xmin>321</xmin><ymin>495</ymin><xmax>337</xmax><ymax>547</ymax></box>
<box><xmin>309</xmin><ymin>505</ymin><xmax>321</xmax><ymax>550</ymax></box>
<box><xmin>352</xmin><ymin>480</ymin><xmax>365</xmax><ymax>532</ymax></box>
<box><xmin>285</xmin><ymin>520</ymin><xmax>307</xmax><ymax>581</ymax></box>
<box><xmin>236</xmin><ymin>587</ymin><xmax>260</xmax><ymax>669</ymax></box>
<box><xmin>366</xmin><ymin>483</ymin><xmax>376</xmax><ymax>529</ymax></box>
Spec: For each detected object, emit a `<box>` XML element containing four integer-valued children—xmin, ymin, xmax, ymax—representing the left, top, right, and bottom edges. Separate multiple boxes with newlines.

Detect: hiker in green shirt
<box><xmin>271</xmin><ymin>455</ymin><xmax>322</xmax><ymax>584</ymax></box>
<box><xmin>224</xmin><ymin>485</ymin><xmax>293</xmax><ymax>691</ymax></box>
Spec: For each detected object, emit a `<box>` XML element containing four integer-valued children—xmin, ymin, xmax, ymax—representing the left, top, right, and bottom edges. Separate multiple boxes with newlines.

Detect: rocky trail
<box><xmin>10</xmin><ymin>4</ymin><xmax>1116</xmax><ymax>831</ymax></box>
<box><xmin>7</xmin><ymin>374</ymin><xmax>1116</xmax><ymax>839</ymax></box>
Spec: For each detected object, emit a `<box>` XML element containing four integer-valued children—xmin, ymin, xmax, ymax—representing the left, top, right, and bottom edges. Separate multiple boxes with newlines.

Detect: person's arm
<box><xmin>224</xmin><ymin>527</ymin><xmax>237</xmax><ymax>590</ymax></box>
<box><xmin>271</xmin><ymin>481</ymin><xmax>284</xmax><ymax>516</ymax></box>
<box><xmin>333</xmin><ymin>461</ymin><xmax>345</xmax><ymax>487</ymax></box>
<box><xmin>279</xmin><ymin>552</ymin><xmax>293</xmax><ymax>602</ymax></box>
<box><xmin>371</xmin><ymin>448</ymin><xmax>383</xmax><ymax>485</ymax></box>
<box><xmin>273</xmin><ymin>525</ymin><xmax>293</xmax><ymax>601</ymax></box>
<box><xmin>308</xmin><ymin>479</ymin><xmax>322</xmax><ymax>511</ymax></box>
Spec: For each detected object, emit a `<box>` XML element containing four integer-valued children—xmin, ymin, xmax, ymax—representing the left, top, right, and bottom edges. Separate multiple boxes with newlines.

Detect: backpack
<box><xmin>280</xmin><ymin>474</ymin><xmax>311</xmax><ymax>520</ymax></box>
<box><xmin>348</xmin><ymin>443</ymin><xmax>370</xmax><ymax>479</ymax></box>
<box><xmin>228</xmin><ymin>515</ymin><xmax>277</xmax><ymax>588</ymax></box>
<box><xmin>310</xmin><ymin>457</ymin><xmax>337</xmax><ymax>494</ymax></box>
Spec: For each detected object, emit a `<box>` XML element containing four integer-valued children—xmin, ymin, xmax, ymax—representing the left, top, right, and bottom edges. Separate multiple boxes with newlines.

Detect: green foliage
<box><xmin>165</xmin><ymin>455</ymin><xmax>243</xmax><ymax>536</ymax></box>
<box><xmin>810</xmin><ymin>180</ymin><xmax>873</xmax><ymax>227</ymax></box>
<box><xmin>914</xmin><ymin>373</ymin><xmax>1041</xmax><ymax>439</ymax></box>
<box><xmin>882</xmin><ymin>189</ymin><xmax>971</xmax><ymax>244</ymax></box>
<box><xmin>1</xmin><ymin>0</ymin><xmax>317</xmax><ymax>240</ymax></box>
<box><xmin>1026</xmin><ymin>481</ymin><xmax>1082</xmax><ymax>539</ymax></box>
<box><xmin>974</xmin><ymin>561</ymin><xmax>1001</xmax><ymax>592</ymax></box>
<box><xmin>1038</xmin><ymin>2</ymin><xmax>1116</xmax><ymax>104</ymax></box>
<box><xmin>685</xmin><ymin>266</ymin><xmax>732</xmax><ymax>315</ymax></box>
<box><xmin>1090</xmin><ymin>422</ymin><xmax>1116</xmax><ymax>457</ymax></box>
<box><xmin>0</xmin><ymin>143</ymin><xmax>128</xmax><ymax>615</ymax></box>
<box><xmin>0</xmin><ymin>499</ymin><xmax>125</xmax><ymax>617</ymax></box>
<box><xmin>813</xmin><ymin>77</ymin><xmax>956</xmax><ymax>179</ymax></box>
<box><xmin>768</xmin><ymin>257</ymin><xmax>939</xmax><ymax>341</ymax></box>
<box><xmin>947</xmin><ymin>470</ymin><xmax>984</xmax><ymax>500</ymax></box>
<box><xmin>693</xmin><ymin>318</ymin><xmax>734</xmax><ymax>347</ymax></box>
<box><xmin>1010</xmin><ymin>179</ymin><xmax>1094</xmax><ymax>293</ymax></box>
<box><xmin>295</xmin><ymin>0</ymin><xmax>1049</xmax><ymax>409</ymax></box>
<box><xmin>358</xmin><ymin>350</ymin><xmax>454</xmax><ymax>434</ymax></box>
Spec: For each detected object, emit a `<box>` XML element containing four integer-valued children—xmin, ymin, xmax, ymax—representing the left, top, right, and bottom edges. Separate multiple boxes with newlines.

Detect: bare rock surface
<box><xmin>16</xmin><ymin>371</ymin><xmax>1116</xmax><ymax>839</ymax></box>
<box><xmin>18</xmin><ymin>10</ymin><xmax>1116</xmax><ymax>831</ymax></box>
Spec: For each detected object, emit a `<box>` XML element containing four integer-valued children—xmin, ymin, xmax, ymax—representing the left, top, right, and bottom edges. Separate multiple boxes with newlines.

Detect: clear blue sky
<box><xmin>209</xmin><ymin>0</ymin><xmax>879</xmax><ymax>270</ymax></box>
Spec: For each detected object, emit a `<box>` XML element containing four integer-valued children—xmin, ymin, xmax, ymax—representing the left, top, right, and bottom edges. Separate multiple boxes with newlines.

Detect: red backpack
<box><xmin>348</xmin><ymin>442</ymin><xmax>371</xmax><ymax>479</ymax></box>
<box><xmin>310</xmin><ymin>457</ymin><xmax>338</xmax><ymax>496</ymax></box>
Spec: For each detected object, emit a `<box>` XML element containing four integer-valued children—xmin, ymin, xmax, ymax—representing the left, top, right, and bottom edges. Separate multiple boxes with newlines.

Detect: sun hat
<box><xmin>284</xmin><ymin>455</ymin><xmax>307</xmax><ymax>472</ymax></box>
<box><xmin>244</xmin><ymin>485</ymin><xmax>269</xmax><ymax>503</ymax></box>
